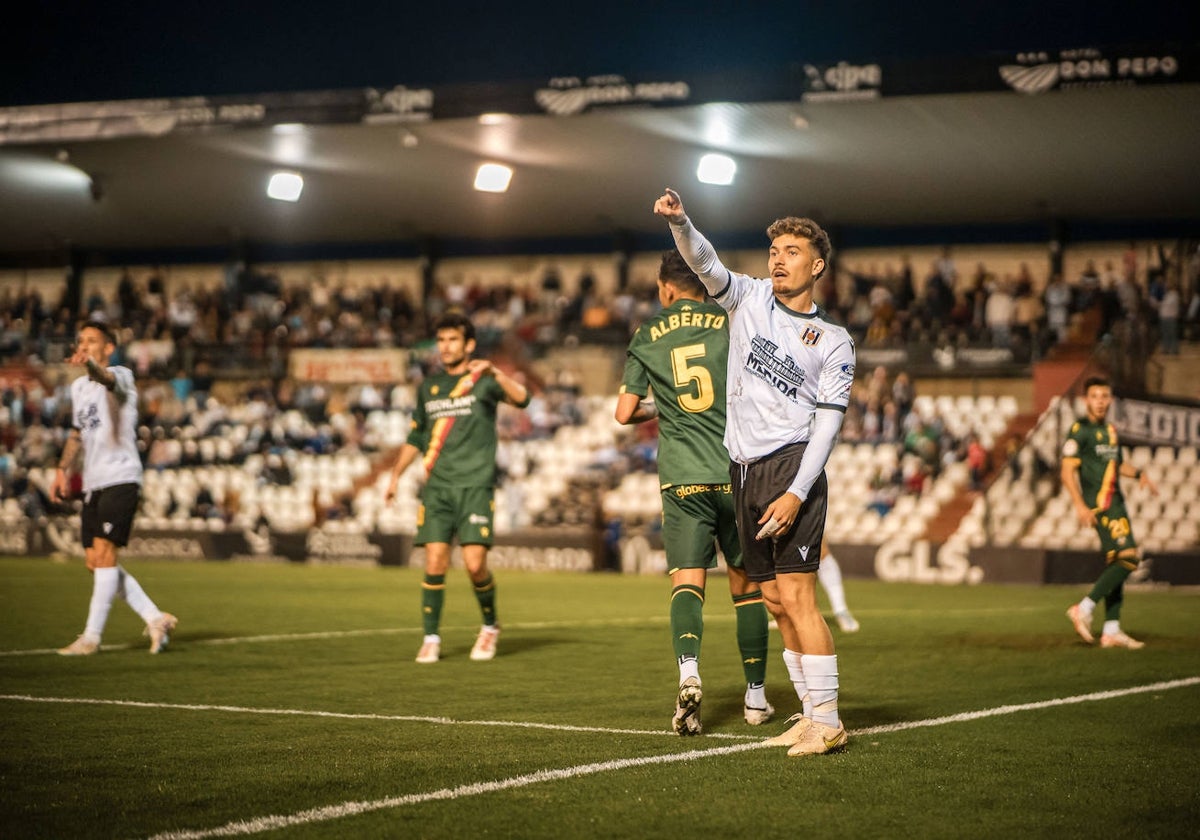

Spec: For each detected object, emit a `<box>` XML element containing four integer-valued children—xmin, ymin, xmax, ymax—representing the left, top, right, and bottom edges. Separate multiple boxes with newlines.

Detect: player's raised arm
<box><xmin>653</xmin><ymin>187</ymin><xmax>687</xmax><ymax>224</ymax></box>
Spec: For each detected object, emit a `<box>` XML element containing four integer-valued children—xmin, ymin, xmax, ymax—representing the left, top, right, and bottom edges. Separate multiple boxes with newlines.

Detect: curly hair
<box><xmin>766</xmin><ymin>217</ymin><xmax>832</xmax><ymax>279</ymax></box>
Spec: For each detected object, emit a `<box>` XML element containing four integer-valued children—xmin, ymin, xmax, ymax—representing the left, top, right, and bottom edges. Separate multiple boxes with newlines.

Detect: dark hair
<box><xmin>80</xmin><ymin>319</ymin><xmax>117</xmax><ymax>346</ymax></box>
<box><xmin>433</xmin><ymin>312</ymin><xmax>475</xmax><ymax>343</ymax></box>
<box><xmin>1083</xmin><ymin>375</ymin><xmax>1111</xmax><ymax>393</ymax></box>
<box><xmin>658</xmin><ymin>249</ymin><xmax>705</xmax><ymax>297</ymax></box>
<box><xmin>766</xmin><ymin>216</ymin><xmax>832</xmax><ymax>279</ymax></box>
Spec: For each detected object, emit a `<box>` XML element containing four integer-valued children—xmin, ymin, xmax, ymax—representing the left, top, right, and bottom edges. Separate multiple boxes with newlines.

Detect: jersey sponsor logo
<box><xmin>468</xmin><ymin>513</ymin><xmax>490</xmax><ymax>525</ymax></box>
<box><xmin>798</xmin><ymin>545</ymin><xmax>810</xmax><ymax>561</ymax></box>
<box><xmin>102</xmin><ymin>522</ymin><xmax>113</xmax><ymax>534</ymax></box>
<box><xmin>1062</xmin><ymin>439</ymin><xmax>1079</xmax><ymax>457</ymax></box>
<box><xmin>77</xmin><ymin>403</ymin><xmax>102</xmax><ymax>432</ymax></box>
<box><xmin>745</xmin><ymin>335</ymin><xmax>804</xmax><ymax>401</ymax></box>
<box><xmin>800</xmin><ymin>325</ymin><xmax>824</xmax><ymax>346</ymax></box>
<box><xmin>426</xmin><ymin>394</ymin><xmax>476</xmax><ymax>418</ymax></box>
<box><xmin>678</xmin><ymin>632</ymin><xmax>699</xmax><ymax>640</ymax></box>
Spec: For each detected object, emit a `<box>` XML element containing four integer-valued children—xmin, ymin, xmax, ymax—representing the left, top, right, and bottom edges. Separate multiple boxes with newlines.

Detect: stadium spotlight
<box><xmin>697</xmin><ymin>153</ymin><xmax>736</xmax><ymax>186</ymax></box>
<box><xmin>474</xmin><ymin>163</ymin><xmax>513</xmax><ymax>193</ymax></box>
<box><xmin>267</xmin><ymin>171</ymin><xmax>304</xmax><ymax>202</ymax></box>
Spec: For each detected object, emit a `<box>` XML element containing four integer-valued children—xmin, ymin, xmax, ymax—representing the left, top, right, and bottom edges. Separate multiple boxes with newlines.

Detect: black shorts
<box><xmin>730</xmin><ymin>443</ymin><xmax>827</xmax><ymax>582</ymax></box>
<box><xmin>81</xmin><ymin>483</ymin><xmax>141</xmax><ymax>548</ymax></box>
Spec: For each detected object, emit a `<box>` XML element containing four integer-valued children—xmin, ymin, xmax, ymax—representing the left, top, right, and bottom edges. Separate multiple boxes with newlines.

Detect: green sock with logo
<box><xmin>671</xmin><ymin>584</ymin><xmax>705</xmax><ymax>666</ymax></box>
<box><xmin>732</xmin><ymin>590</ymin><xmax>769</xmax><ymax>687</ymax></box>
<box><xmin>472</xmin><ymin>573</ymin><xmax>497</xmax><ymax>627</ymax></box>
<box><xmin>421</xmin><ymin>574</ymin><xmax>446</xmax><ymax>636</ymax></box>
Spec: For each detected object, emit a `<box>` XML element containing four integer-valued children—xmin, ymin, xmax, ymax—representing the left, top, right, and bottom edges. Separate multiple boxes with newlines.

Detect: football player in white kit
<box><xmin>655</xmin><ymin>188</ymin><xmax>855</xmax><ymax>756</ymax></box>
<box><xmin>52</xmin><ymin>320</ymin><xmax>177</xmax><ymax>655</ymax></box>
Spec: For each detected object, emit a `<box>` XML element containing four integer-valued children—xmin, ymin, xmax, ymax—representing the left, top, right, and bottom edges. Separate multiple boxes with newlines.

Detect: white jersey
<box><xmin>71</xmin><ymin>366</ymin><xmax>143</xmax><ymax>492</ymax></box>
<box><xmin>671</xmin><ymin>220</ymin><xmax>855</xmax><ymax>465</ymax></box>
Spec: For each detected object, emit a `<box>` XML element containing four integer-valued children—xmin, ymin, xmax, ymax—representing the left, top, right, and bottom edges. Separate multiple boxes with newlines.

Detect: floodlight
<box><xmin>267</xmin><ymin>171</ymin><xmax>304</xmax><ymax>202</ymax></box>
<box><xmin>697</xmin><ymin>153</ymin><xmax>736</xmax><ymax>186</ymax></box>
<box><xmin>474</xmin><ymin>163</ymin><xmax>513</xmax><ymax>193</ymax></box>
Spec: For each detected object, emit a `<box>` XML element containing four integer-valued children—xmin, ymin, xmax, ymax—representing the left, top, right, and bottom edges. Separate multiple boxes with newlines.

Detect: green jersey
<box><xmin>1062</xmin><ymin>417</ymin><xmax>1125</xmax><ymax>511</ymax></box>
<box><xmin>620</xmin><ymin>299</ymin><xmax>730</xmax><ymax>487</ymax></box>
<box><xmin>407</xmin><ymin>369</ymin><xmax>511</xmax><ymax>489</ymax></box>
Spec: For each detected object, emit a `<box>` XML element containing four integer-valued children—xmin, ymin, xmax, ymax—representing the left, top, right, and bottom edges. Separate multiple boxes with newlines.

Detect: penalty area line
<box><xmin>125</xmin><ymin>674</ymin><xmax>1200</xmax><ymax>839</ymax></box>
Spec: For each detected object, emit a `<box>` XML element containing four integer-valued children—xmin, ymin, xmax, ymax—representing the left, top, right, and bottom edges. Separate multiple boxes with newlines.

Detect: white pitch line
<box><xmin>0</xmin><ymin>606</ymin><xmax>1047</xmax><ymax>657</ymax></box>
<box><xmin>852</xmin><ymin>675</ymin><xmax>1200</xmax><ymax>736</ymax></box>
<box><xmin>0</xmin><ymin>693</ymin><xmax>757</xmax><ymax>740</ymax></box>
<box><xmin>0</xmin><ymin>616</ymin><xmax>670</xmax><ymax>657</ymax></box>
<box><xmin>3</xmin><ymin>676</ymin><xmax>1198</xmax><ymax>840</ymax></box>
<box><xmin>144</xmin><ymin>740</ymin><xmax>768</xmax><ymax>840</ymax></box>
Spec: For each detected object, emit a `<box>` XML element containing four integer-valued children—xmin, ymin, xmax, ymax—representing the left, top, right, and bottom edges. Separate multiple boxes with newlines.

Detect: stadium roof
<box><xmin>1</xmin><ymin>3</ymin><xmax>1197</xmax><ymax>264</ymax></box>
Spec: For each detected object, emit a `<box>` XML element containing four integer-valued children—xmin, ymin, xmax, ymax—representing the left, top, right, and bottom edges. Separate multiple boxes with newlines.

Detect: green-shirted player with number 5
<box><xmin>615</xmin><ymin>249</ymin><xmax>773</xmax><ymax>735</ymax></box>
<box><xmin>1062</xmin><ymin>376</ymin><xmax>1158</xmax><ymax>649</ymax></box>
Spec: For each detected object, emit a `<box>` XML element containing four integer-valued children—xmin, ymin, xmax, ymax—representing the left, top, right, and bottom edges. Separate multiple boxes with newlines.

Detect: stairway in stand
<box><xmin>921</xmin><ymin>410</ymin><xmax>1041</xmax><ymax>543</ymax></box>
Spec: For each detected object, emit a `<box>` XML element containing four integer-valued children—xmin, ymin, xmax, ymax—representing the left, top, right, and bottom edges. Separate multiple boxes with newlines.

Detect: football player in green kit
<box><xmin>615</xmin><ymin>249</ymin><xmax>773</xmax><ymax>735</ymax></box>
<box><xmin>1063</xmin><ymin>376</ymin><xmax>1158</xmax><ymax>649</ymax></box>
<box><xmin>386</xmin><ymin>313</ymin><xmax>530</xmax><ymax>663</ymax></box>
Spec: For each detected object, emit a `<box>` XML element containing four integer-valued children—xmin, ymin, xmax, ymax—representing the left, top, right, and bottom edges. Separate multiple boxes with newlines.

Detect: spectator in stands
<box><xmin>1012</xmin><ymin>282</ymin><xmax>1045</xmax><ymax>358</ymax></box>
<box><xmin>384</xmin><ymin>312</ymin><xmax>531</xmax><ymax>665</ymax></box>
<box><xmin>966</xmin><ymin>434</ymin><xmax>988</xmax><ymax>490</ymax></box>
<box><xmin>1075</xmin><ymin>259</ymin><xmax>1102</xmax><ymax>314</ymax></box>
<box><xmin>1158</xmin><ymin>278</ymin><xmax>1182</xmax><ymax>355</ymax></box>
<box><xmin>984</xmin><ymin>279</ymin><xmax>1015</xmax><ymax>348</ymax></box>
<box><xmin>1043</xmin><ymin>273</ymin><xmax>1072</xmax><ymax>344</ymax></box>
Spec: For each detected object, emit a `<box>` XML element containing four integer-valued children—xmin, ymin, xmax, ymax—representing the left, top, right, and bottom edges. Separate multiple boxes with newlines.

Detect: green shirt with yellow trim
<box><xmin>407</xmin><ymin>370</ymin><xmax>518</xmax><ymax>489</ymax></box>
<box><xmin>1061</xmin><ymin>417</ymin><xmax>1124</xmax><ymax>512</ymax></box>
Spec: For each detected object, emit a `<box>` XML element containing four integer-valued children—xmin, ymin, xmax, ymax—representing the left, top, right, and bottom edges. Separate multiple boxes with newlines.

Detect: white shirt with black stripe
<box><xmin>670</xmin><ymin>220</ymin><xmax>855</xmax><ymax>465</ymax></box>
<box><xmin>71</xmin><ymin>366</ymin><xmax>143</xmax><ymax>492</ymax></box>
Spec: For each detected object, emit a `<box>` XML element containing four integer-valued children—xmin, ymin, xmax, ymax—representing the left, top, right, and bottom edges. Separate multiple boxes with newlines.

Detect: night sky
<box><xmin>6</xmin><ymin>1</ymin><xmax>1195</xmax><ymax>106</ymax></box>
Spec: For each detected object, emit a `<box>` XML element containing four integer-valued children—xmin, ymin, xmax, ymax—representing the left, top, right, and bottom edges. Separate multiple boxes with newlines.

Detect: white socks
<box><xmin>84</xmin><ymin>566</ymin><xmax>120</xmax><ymax>642</ymax></box>
<box><xmin>782</xmin><ymin>649</ymin><xmax>812</xmax><ymax>718</ymax></box>
<box><xmin>84</xmin><ymin>566</ymin><xmax>165</xmax><ymax>642</ymax></box>
<box><xmin>678</xmin><ymin>655</ymin><xmax>700</xmax><ymax>685</ymax></box>
<box><xmin>116</xmin><ymin>566</ymin><xmax>161</xmax><ymax>624</ymax></box>
<box><xmin>801</xmin><ymin>653</ymin><xmax>839</xmax><ymax>728</ymax></box>
<box><xmin>818</xmin><ymin>553</ymin><xmax>849</xmax><ymax>615</ymax></box>
<box><xmin>1102</xmin><ymin>620</ymin><xmax>1122</xmax><ymax>636</ymax></box>
<box><xmin>1078</xmin><ymin>597</ymin><xmax>1096</xmax><ymax>617</ymax></box>
<box><xmin>744</xmin><ymin>683</ymin><xmax>767</xmax><ymax>709</ymax></box>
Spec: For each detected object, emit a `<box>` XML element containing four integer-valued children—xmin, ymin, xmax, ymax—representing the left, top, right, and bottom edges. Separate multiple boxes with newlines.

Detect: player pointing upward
<box><xmin>654</xmin><ymin>188</ymin><xmax>855</xmax><ymax>756</ymax></box>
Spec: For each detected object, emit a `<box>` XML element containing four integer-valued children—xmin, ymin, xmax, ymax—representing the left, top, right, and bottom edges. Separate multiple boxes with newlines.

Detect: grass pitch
<box><xmin>1</xmin><ymin>556</ymin><xmax>1198</xmax><ymax>839</ymax></box>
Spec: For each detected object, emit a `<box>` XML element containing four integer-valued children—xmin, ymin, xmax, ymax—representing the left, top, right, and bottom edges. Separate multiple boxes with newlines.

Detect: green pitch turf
<box><xmin>1</xmin><ymin>556</ymin><xmax>1198</xmax><ymax>839</ymax></box>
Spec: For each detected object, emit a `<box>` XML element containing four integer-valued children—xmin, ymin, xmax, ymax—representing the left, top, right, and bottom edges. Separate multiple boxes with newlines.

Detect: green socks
<box><xmin>733</xmin><ymin>590</ymin><xmax>769</xmax><ymax>687</ymax></box>
<box><xmin>421</xmin><ymin>574</ymin><xmax>446</xmax><ymax>636</ymax></box>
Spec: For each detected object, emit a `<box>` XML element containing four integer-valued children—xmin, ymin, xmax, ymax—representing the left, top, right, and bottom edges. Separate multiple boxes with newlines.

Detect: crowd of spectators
<box><xmin>2</xmin><ymin>240</ymin><xmax>1196</xmax><ymax>527</ymax></box>
<box><xmin>829</xmin><ymin>241</ymin><xmax>1200</xmax><ymax>359</ymax></box>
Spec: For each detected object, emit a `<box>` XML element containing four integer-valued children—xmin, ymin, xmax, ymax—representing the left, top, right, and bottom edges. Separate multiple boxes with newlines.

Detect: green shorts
<box><xmin>416</xmin><ymin>485</ymin><xmax>495</xmax><ymax>547</ymax></box>
<box><xmin>1094</xmin><ymin>500</ymin><xmax>1139</xmax><ymax>566</ymax></box>
<box><xmin>660</xmin><ymin>483</ymin><xmax>743</xmax><ymax>573</ymax></box>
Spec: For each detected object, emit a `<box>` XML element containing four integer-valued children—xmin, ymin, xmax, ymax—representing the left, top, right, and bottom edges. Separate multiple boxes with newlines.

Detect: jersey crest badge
<box><xmin>800</xmin><ymin>326</ymin><xmax>824</xmax><ymax>346</ymax></box>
